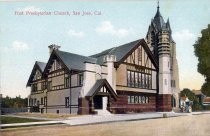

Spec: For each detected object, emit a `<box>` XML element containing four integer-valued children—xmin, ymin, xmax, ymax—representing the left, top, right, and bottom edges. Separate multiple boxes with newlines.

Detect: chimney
<box><xmin>104</xmin><ymin>55</ymin><xmax>116</xmax><ymax>93</ymax></box>
<box><xmin>48</xmin><ymin>44</ymin><xmax>61</xmax><ymax>55</ymax></box>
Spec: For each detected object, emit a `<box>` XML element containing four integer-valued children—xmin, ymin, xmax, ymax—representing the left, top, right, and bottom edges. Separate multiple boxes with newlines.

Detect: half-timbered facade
<box><xmin>27</xmin><ymin>5</ymin><xmax>179</xmax><ymax>114</ymax></box>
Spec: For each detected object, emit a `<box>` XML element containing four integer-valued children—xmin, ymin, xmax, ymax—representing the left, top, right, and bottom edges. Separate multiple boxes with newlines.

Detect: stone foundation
<box><xmin>157</xmin><ymin>94</ymin><xmax>172</xmax><ymax>112</ymax></box>
<box><xmin>110</xmin><ymin>90</ymin><xmax>156</xmax><ymax>114</ymax></box>
<box><xmin>78</xmin><ymin>97</ymin><xmax>90</xmax><ymax>115</ymax></box>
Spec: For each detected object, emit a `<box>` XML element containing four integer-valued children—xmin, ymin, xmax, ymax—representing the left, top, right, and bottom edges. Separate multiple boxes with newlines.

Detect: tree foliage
<box><xmin>180</xmin><ymin>88</ymin><xmax>197</xmax><ymax>101</ymax></box>
<box><xmin>1</xmin><ymin>95</ymin><xmax>28</xmax><ymax>108</ymax></box>
<box><xmin>180</xmin><ymin>88</ymin><xmax>202</xmax><ymax>110</ymax></box>
<box><xmin>194</xmin><ymin>24</ymin><xmax>210</xmax><ymax>96</ymax></box>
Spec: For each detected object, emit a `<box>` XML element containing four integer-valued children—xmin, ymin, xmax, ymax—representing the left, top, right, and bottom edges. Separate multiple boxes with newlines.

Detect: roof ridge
<box><xmin>90</xmin><ymin>39</ymin><xmax>141</xmax><ymax>57</ymax></box>
<box><xmin>57</xmin><ymin>50</ymin><xmax>96</xmax><ymax>60</ymax></box>
<box><xmin>36</xmin><ymin>61</ymin><xmax>46</xmax><ymax>64</ymax></box>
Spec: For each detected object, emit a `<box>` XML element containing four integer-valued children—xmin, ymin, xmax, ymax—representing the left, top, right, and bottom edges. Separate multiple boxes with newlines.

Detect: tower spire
<box><xmin>157</xmin><ymin>0</ymin><xmax>160</xmax><ymax>9</ymax></box>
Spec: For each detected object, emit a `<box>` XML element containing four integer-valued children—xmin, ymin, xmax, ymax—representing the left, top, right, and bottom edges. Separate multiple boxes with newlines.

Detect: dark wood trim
<box><xmin>31</xmin><ymin>91</ymin><xmax>44</xmax><ymax>95</ymax></box>
<box><xmin>42</xmin><ymin>50</ymin><xmax>71</xmax><ymax>78</ymax></box>
<box><xmin>70</xmin><ymin>71</ymin><xmax>72</xmax><ymax>114</ymax></box>
<box><xmin>47</xmin><ymin>86</ymin><xmax>82</xmax><ymax>92</ymax></box>
<box><xmin>46</xmin><ymin>104</ymin><xmax>78</xmax><ymax>107</ymax></box>
<box><xmin>84</xmin><ymin>70</ymin><xmax>96</xmax><ymax>73</ymax></box>
<box><xmin>27</xmin><ymin>61</ymin><xmax>45</xmax><ymax>87</ymax></box>
<box><xmin>123</xmin><ymin>62</ymin><xmax>156</xmax><ymax>71</ymax></box>
<box><xmin>48</xmin><ymin>68</ymin><xmax>65</xmax><ymax>75</ymax></box>
<box><xmin>84</xmin><ymin>61</ymin><xmax>96</xmax><ymax>64</ymax></box>
<box><xmin>96</xmin><ymin>92</ymin><xmax>111</xmax><ymax>96</ymax></box>
<box><xmin>115</xmin><ymin>39</ymin><xmax>158</xmax><ymax>70</ymax></box>
<box><xmin>116</xmin><ymin>85</ymin><xmax>157</xmax><ymax>91</ymax></box>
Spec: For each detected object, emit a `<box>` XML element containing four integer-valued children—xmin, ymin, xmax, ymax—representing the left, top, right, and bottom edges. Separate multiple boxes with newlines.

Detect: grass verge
<box><xmin>1</xmin><ymin>116</ymin><xmax>44</xmax><ymax>124</ymax></box>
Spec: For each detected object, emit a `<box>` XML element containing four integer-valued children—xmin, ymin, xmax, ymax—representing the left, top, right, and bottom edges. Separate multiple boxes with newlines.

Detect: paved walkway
<box><xmin>1</xmin><ymin>111</ymin><xmax>210</xmax><ymax>129</ymax></box>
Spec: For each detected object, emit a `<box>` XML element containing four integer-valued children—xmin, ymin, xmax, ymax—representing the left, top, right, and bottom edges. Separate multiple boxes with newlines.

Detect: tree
<box><xmin>180</xmin><ymin>88</ymin><xmax>197</xmax><ymax>101</ymax></box>
<box><xmin>194</xmin><ymin>24</ymin><xmax>210</xmax><ymax>96</ymax></box>
<box><xmin>180</xmin><ymin>88</ymin><xmax>202</xmax><ymax>110</ymax></box>
<box><xmin>1</xmin><ymin>96</ymin><xmax>28</xmax><ymax>108</ymax></box>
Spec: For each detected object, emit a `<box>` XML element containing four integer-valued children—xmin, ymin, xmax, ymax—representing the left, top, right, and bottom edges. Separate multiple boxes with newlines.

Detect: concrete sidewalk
<box><xmin>62</xmin><ymin>111</ymin><xmax>210</xmax><ymax>126</ymax></box>
<box><xmin>62</xmin><ymin>112</ymin><xmax>180</xmax><ymax>126</ymax></box>
<box><xmin>1</xmin><ymin>111</ymin><xmax>210</xmax><ymax>129</ymax></box>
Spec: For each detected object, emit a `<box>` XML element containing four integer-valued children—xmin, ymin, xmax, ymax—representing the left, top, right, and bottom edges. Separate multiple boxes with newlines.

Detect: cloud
<box><xmin>67</xmin><ymin>29</ymin><xmax>85</xmax><ymax>38</ymax></box>
<box><xmin>173</xmin><ymin>29</ymin><xmax>196</xmax><ymax>45</ymax></box>
<box><xmin>95</xmin><ymin>21</ymin><xmax>129</xmax><ymax>38</ymax></box>
<box><xmin>0</xmin><ymin>41</ymin><xmax>29</xmax><ymax>53</ymax></box>
<box><xmin>17</xmin><ymin>6</ymin><xmax>42</xmax><ymax>12</ymax></box>
<box><xmin>11</xmin><ymin>41</ymin><xmax>29</xmax><ymax>51</ymax></box>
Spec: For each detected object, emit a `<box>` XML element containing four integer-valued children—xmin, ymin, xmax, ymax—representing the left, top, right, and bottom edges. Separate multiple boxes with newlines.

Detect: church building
<box><xmin>27</xmin><ymin>5</ymin><xmax>180</xmax><ymax>114</ymax></box>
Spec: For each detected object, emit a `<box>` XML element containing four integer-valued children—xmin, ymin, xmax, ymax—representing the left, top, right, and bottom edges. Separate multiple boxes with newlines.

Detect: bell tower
<box><xmin>146</xmin><ymin>2</ymin><xmax>175</xmax><ymax>111</ymax></box>
<box><xmin>157</xmin><ymin>29</ymin><xmax>172</xmax><ymax>111</ymax></box>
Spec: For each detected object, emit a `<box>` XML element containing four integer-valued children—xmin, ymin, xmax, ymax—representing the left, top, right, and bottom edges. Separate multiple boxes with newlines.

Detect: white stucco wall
<box><xmin>80</xmin><ymin>63</ymin><xmax>96</xmax><ymax>97</ymax></box>
<box><xmin>159</xmin><ymin>55</ymin><xmax>171</xmax><ymax>94</ymax></box>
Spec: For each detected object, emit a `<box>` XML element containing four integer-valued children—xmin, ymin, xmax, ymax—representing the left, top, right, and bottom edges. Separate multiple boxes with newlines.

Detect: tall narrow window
<box><xmin>34</xmin><ymin>99</ymin><xmax>37</xmax><ymax>106</ymax></box>
<box><xmin>138</xmin><ymin>73</ymin><xmax>142</xmax><ymax>88</ymax></box>
<box><xmin>44</xmin><ymin>97</ymin><xmax>47</xmax><ymax>106</ymax></box>
<box><xmin>139</xmin><ymin>96</ymin><xmax>142</xmax><ymax>103</ymax></box>
<box><xmin>131</xmin><ymin>71</ymin><xmax>134</xmax><ymax>87</ymax></box>
<box><xmin>41</xmin><ymin>81</ymin><xmax>47</xmax><ymax>90</ymax></box>
<box><xmin>135</xmin><ymin>96</ymin><xmax>139</xmax><ymax>104</ymax></box>
<box><xmin>148</xmin><ymin>75</ymin><xmax>152</xmax><ymax>89</ymax></box>
<box><xmin>145</xmin><ymin>74</ymin><xmax>148</xmax><ymax>88</ymax></box>
<box><xmin>48</xmin><ymin>81</ymin><xmax>52</xmax><ymax>90</ymax></box>
<box><xmin>78</xmin><ymin>74</ymin><xmax>83</xmax><ymax>86</ymax></box>
<box><xmin>142</xmin><ymin>96</ymin><xmax>145</xmax><ymax>103</ymax></box>
<box><xmin>142</xmin><ymin>74</ymin><xmax>145</xmax><ymax>88</ymax></box>
<box><xmin>65</xmin><ymin>97</ymin><xmax>69</xmax><ymax>107</ymax></box>
<box><xmin>138</xmin><ymin>47</ymin><xmax>142</xmax><ymax>62</ymax></box>
<box><xmin>41</xmin><ymin>97</ymin><xmax>43</xmax><ymax>105</ymax></box>
<box><xmin>145</xmin><ymin>97</ymin><xmax>149</xmax><ymax>103</ymax></box>
<box><xmin>127</xmin><ymin>96</ymin><xmax>131</xmax><ymax>104</ymax></box>
<box><xmin>65</xmin><ymin>77</ymin><xmax>70</xmax><ymax>88</ymax></box>
<box><xmin>127</xmin><ymin>71</ymin><xmax>131</xmax><ymax>87</ymax></box>
<box><xmin>131</xmin><ymin>96</ymin><xmax>134</xmax><ymax>103</ymax></box>
<box><xmin>135</xmin><ymin>72</ymin><xmax>138</xmax><ymax>87</ymax></box>
<box><xmin>31</xmin><ymin>99</ymin><xmax>33</xmax><ymax>106</ymax></box>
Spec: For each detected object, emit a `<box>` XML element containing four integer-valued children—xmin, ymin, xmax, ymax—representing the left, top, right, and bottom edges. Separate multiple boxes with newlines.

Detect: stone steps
<box><xmin>95</xmin><ymin>110</ymin><xmax>112</xmax><ymax>115</ymax></box>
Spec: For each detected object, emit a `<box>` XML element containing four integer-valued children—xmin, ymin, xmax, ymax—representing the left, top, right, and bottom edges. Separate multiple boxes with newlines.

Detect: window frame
<box><xmin>65</xmin><ymin>97</ymin><xmax>69</xmax><ymax>108</ymax></box>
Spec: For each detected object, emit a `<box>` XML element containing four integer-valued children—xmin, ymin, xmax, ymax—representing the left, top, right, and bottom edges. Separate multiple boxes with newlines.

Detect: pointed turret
<box><xmin>166</xmin><ymin>18</ymin><xmax>172</xmax><ymax>32</ymax></box>
<box><xmin>153</xmin><ymin>2</ymin><xmax>165</xmax><ymax>31</ymax></box>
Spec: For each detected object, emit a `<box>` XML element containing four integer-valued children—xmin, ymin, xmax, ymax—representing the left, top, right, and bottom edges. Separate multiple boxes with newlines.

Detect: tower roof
<box><xmin>153</xmin><ymin>2</ymin><xmax>165</xmax><ymax>31</ymax></box>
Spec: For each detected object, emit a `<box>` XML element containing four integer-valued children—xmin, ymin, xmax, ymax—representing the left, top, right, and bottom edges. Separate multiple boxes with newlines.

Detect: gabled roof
<box><xmin>91</xmin><ymin>39</ymin><xmax>140</xmax><ymax>65</ymax></box>
<box><xmin>86</xmin><ymin>79</ymin><xmax>117</xmax><ymax>99</ymax></box>
<box><xmin>36</xmin><ymin>61</ymin><xmax>46</xmax><ymax>72</ymax></box>
<box><xmin>56</xmin><ymin>50</ymin><xmax>97</xmax><ymax>70</ymax></box>
<box><xmin>33</xmin><ymin>39</ymin><xmax>158</xmax><ymax>79</ymax></box>
<box><xmin>90</xmin><ymin>39</ymin><xmax>158</xmax><ymax>69</ymax></box>
<box><xmin>26</xmin><ymin>61</ymin><xmax>46</xmax><ymax>86</ymax></box>
<box><xmin>42</xmin><ymin>50</ymin><xmax>97</xmax><ymax>75</ymax></box>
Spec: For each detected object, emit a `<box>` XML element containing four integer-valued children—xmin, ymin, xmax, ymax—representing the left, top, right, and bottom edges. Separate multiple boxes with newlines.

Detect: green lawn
<box><xmin>1</xmin><ymin>116</ymin><xmax>44</xmax><ymax>124</ymax></box>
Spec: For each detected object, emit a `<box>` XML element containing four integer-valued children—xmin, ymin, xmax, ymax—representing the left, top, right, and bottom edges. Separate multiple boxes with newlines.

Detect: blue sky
<box><xmin>0</xmin><ymin>0</ymin><xmax>210</xmax><ymax>98</ymax></box>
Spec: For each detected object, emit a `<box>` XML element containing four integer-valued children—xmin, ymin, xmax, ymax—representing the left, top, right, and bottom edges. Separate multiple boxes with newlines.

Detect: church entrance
<box><xmin>93</xmin><ymin>96</ymin><xmax>103</xmax><ymax>109</ymax></box>
<box><xmin>93</xmin><ymin>96</ymin><xmax>108</xmax><ymax>110</ymax></box>
<box><xmin>84</xmin><ymin>79</ymin><xmax>117</xmax><ymax>114</ymax></box>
